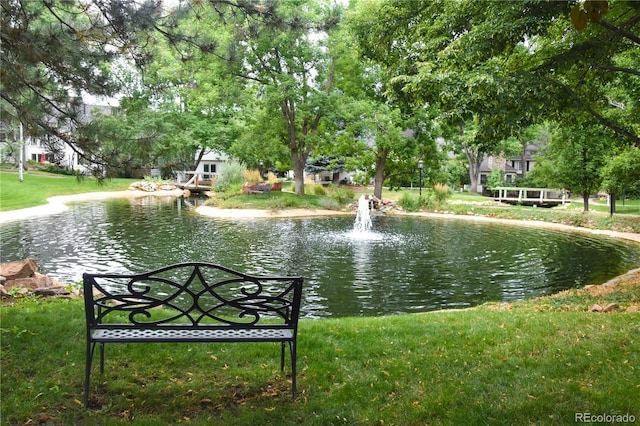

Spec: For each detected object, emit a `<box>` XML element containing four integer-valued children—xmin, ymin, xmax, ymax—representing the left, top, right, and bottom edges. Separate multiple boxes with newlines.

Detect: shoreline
<box><xmin>1</xmin><ymin>189</ymin><xmax>639</xmax><ymax>245</ymax></box>
<box><xmin>0</xmin><ymin>189</ymin><xmax>184</xmax><ymax>224</ymax></box>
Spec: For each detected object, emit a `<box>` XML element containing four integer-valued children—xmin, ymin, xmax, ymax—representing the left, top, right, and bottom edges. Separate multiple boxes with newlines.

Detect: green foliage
<box><xmin>312</xmin><ymin>185</ymin><xmax>327</xmax><ymax>196</ymax></box>
<box><xmin>398</xmin><ymin>191</ymin><xmax>432</xmax><ymax>212</ymax></box>
<box><xmin>486</xmin><ymin>168</ymin><xmax>505</xmax><ymax>191</ymax></box>
<box><xmin>531</xmin><ymin>122</ymin><xmax>613</xmax><ymax>210</ymax></box>
<box><xmin>329</xmin><ymin>185</ymin><xmax>355</xmax><ymax>204</ymax></box>
<box><xmin>432</xmin><ymin>183</ymin><xmax>450</xmax><ymax>205</ymax></box>
<box><xmin>601</xmin><ymin>146</ymin><xmax>640</xmax><ymax>194</ymax></box>
<box><xmin>29</xmin><ymin>162</ymin><xmax>76</xmax><ymax>176</ymax></box>
<box><xmin>213</xmin><ymin>159</ymin><xmax>245</xmax><ymax>193</ymax></box>
<box><xmin>318</xmin><ymin>197</ymin><xmax>340</xmax><ymax>210</ymax></box>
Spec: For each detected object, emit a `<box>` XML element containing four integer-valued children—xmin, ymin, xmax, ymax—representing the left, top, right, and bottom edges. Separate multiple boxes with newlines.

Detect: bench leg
<box><xmin>99</xmin><ymin>343</ymin><xmax>105</xmax><ymax>374</ymax></box>
<box><xmin>290</xmin><ymin>340</ymin><xmax>297</xmax><ymax>398</ymax></box>
<box><xmin>84</xmin><ymin>341</ymin><xmax>97</xmax><ymax>408</ymax></box>
<box><xmin>280</xmin><ymin>342</ymin><xmax>285</xmax><ymax>371</ymax></box>
<box><xmin>280</xmin><ymin>341</ymin><xmax>297</xmax><ymax>397</ymax></box>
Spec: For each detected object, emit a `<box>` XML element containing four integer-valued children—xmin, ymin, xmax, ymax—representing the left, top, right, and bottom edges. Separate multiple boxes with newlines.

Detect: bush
<box><xmin>214</xmin><ymin>159</ymin><xmax>245</xmax><ymax>193</ymax></box>
<box><xmin>243</xmin><ymin>169</ymin><xmax>262</xmax><ymax>183</ymax></box>
<box><xmin>313</xmin><ymin>184</ymin><xmax>327</xmax><ymax>196</ymax></box>
<box><xmin>329</xmin><ymin>185</ymin><xmax>354</xmax><ymax>205</ymax></box>
<box><xmin>433</xmin><ymin>183</ymin><xmax>450</xmax><ymax>205</ymax></box>
<box><xmin>398</xmin><ymin>191</ymin><xmax>433</xmax><ymax>211</ymax></box>
<box><xmin>31</xmin><ymin>162</ymin><xmax>76</xmax><ymax>176</ymax></box>
<box><xmin>266</xmin><ymin>172</ymin><xmax>279</xmax><ymax>184</ymax></box>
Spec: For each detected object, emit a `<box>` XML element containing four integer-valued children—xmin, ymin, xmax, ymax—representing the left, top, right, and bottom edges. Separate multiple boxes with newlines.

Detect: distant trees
<box><xmin>0</xmin><ymin>0</ymin><xmax>181</xmax><ymax>165</ymax></box>
<box><xmin>2</xmin><ymin>0</ymin><xmax>638</xmax><ymax>203</ymax></box>
<box><xmin>350</xmin><ymin>0</ymin><xmax>639</xmax><ymax>195</ymax></box>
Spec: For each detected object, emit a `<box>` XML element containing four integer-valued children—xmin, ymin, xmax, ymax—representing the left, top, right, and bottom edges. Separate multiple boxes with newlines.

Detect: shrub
<box><xmin>243</xmin><ymin>169</ymin><xmax>262</xmax><ymax>183</ymax></box>
<box><xmin>313</xmin><ymin>184</ymin><xmax>327</xmax><ymax>196</ymax></box>
<box><xmin>398</xmin><ymin>191</ymin><xmax>433</xmax><ymax>211</ymax></box>
<box><xmin>266</xmin><ymin>172</ymin><xmax>279</xmax><ymax>184</ymax></box>
<box><xmin>319</xmin><ymin>197</ymin><xmax>340</xmax><ymax>210</ymax></box>
<box><xmin>433</xmin><ymin>183</ymin><xmax>450</xmax><ymax>205</ymax></box>
<box><xmin>330</xmin><ymin>185</ymin><xmax>354</xmax><ymax>205</ymax></box>
<box><xmin>214</xmin><ymin>159</ymin><xmax>245</xmax><ymax>192</ymax></box>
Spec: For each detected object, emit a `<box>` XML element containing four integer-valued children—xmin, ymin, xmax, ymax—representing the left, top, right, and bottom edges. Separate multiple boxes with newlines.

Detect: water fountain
<box><xmin>353</xmin><ymin>195</ymin><xmax>373</xmax><ymax>233</ymax></box>
<box><xmin>2</xmin><ymin>197</ymin><xmax>638</xmax><ymax>318</ymax></box>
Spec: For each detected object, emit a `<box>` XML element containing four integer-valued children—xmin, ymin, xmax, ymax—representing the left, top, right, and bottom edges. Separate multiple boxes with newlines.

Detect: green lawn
<box><xmin>1</xmin><ymin>174</ymin><xmax>639</xmax><ymax>424</ymax></box>
<box><xmin>2</xmin><ymin>280</ymin><xmax>639</xmax><ymax>425</ymax></box>
<box><xmin>0</xmin><ymin>171</ymin><xmax>135</xmax><ymax>211</ymax></box>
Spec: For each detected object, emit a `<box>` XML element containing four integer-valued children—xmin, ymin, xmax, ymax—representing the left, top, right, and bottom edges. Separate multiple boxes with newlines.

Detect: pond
<box><xmin>1</xmin><ymin>195</ymin><xmax>639</xmax><ymax>318</ymax></box>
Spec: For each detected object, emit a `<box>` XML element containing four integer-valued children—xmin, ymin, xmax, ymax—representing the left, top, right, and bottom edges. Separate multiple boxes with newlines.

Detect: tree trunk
<box><xmin>462</xmin><ymin>139</ymin><xmax>482</xmax><ymax>194</ymax></box>
<box><xmin>282</xmin><ymin>99</ymin><xmax>307</xmax><ymax>196</ymax></box>
<box><xmin>468</xmin><ymin>157</ymin><xmax>482</xmax><ymax>194</ymax></box>
<box><xmin>191</xmin><ymin>147</ymin><xmax>206</xmax><ymax>172</ymax></box>
<box><xmin>609</xmin><ymin>193</ymin><xmax>616</xmax><ymax>216</ymax></box>
<box><xmin>373</xmin><ymin>153</ymin><xmax>387</xmax><ymax>199</ymax></box>
<box><xmin>520</xmin><ymin>142</ymin><xmax>527</xmax><ymax>181</ymax></box>
<box><xmin>582</xmin><ymin>191</ymin><xmax>590</xmax><ymax>211</ymax></box>
<box><xmin>292</xmin><ymin>150</ymin><xmax>306</xmax><ymax>196</ymax></box>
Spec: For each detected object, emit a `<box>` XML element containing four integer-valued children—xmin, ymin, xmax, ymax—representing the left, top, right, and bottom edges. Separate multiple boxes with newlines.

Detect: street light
<box><xmin>418</xmin><ymin>159</ymin><xmax>424</xmax><ymax>197</ymax></box>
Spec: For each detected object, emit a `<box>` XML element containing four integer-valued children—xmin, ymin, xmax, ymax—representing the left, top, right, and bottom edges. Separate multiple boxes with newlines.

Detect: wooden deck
<box><xmin>494</xmin><ymin>187</ymin><xmax>569</xmax><ymax>207</ymax></box>
<box><xmin>177</xmin><ymin>171</ymin><xmax>213</xmax><ymax>193</ymax></box>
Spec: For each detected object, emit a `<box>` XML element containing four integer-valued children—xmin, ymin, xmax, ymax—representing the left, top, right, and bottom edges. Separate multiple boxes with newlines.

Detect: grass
<box><xmin>205</xmin><ymin>183</ymin><xmax>362</xmax><ymax>212</ymax></box>
<box><xmin>2</xmin><ymin>275</ymin><xmax>639</xmax><ymax>425</ymax></box>
<box><xmin>0</xmin><ymin>171</ymin><xmax>135</xmax><ymax>211</ymax></box>
<box><xmin>1</xmin><ymin>175</ymin><xmax>639</xmax><ymax>423</ymax></box>
<box><xmin>440</xmin><ymin>198</ymin><xmax>640</xmax><ymax>234</ymax></box>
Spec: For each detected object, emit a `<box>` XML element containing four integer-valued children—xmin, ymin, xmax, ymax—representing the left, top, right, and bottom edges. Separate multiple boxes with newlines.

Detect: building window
<box><xmin>203</xmin><ymin>163</ymin><xmax>216</xmax><ymax>179</ymax></box>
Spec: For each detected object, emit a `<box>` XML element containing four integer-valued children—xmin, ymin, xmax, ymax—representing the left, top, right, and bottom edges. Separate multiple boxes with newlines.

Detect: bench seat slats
<box><xmin>92</xmin><ymin>328</ymin><xmax>294</xmax><ymax>342</ymax></box>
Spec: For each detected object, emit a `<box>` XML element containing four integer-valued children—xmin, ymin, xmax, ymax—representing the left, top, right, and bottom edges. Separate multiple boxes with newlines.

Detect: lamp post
<box><xmin>418</xmin><ymin>159</ymin><xmax>423</xmax><ymax>197</ymax></box>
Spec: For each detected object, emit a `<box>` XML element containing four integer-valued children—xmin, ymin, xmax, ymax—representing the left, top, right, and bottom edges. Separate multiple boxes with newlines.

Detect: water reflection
<box><xmin>1</xmin><ymin>196</ymin><xmax>639</xmax><ymax>318</ymax></box>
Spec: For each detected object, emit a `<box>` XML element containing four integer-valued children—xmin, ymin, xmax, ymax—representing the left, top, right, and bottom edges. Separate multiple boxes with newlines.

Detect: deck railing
<box><xmin>494</xmin><ymin>187</ymin><xmax>568</xmax><ymax>206</ymax></box>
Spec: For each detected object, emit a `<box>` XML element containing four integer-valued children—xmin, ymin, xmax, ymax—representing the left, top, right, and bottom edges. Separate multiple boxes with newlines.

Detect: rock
<box><xmin>626</xmin><ymin>305</ymin><xmax>640</xmax><ymax>313</ymax></box>
<box><xmin>140</xmin><ymin>181</ymin><xmax>157</xmax><ymax>192</ymax></box>
<box><xmin>33</xmin><ymin>286</ymin><xmax>71</xmax><ymax>296</ymax></box>
<box><xmin>4</xmin><ymin>272</ymin><xmax>52</xmax><ymax>290</ymax></box>
<box><xmin>603</xmin><ymin>303</ymin><xmax>619</xmax><ymax>313</ymax></box>
<box><xmin>0</xmin><ymin>259</ymin><xmax>77</xmax><ymax>299</ymax></box>
<box><xmin>0</xmin><ymin>258</ymin><xmax>38</xmax><ymax>280</ymax></box>
<box><xmin>590</xmin><ymin>304</ymin><xmax>603</xmax><ymax>312</ymax></box>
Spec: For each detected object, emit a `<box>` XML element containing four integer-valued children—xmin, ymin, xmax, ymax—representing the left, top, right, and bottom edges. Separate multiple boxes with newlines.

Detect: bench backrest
<box><xmin>83</xmin><ymin>262</ymin><xmax>303</xmax><ymax>330</ymax></box>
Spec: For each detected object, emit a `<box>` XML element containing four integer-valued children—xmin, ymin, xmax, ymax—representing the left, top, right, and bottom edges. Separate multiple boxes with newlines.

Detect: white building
<box><xmin>1</xmin><ymin>100</ymin><xmax>115</xmax><ymax>174</ymax></box>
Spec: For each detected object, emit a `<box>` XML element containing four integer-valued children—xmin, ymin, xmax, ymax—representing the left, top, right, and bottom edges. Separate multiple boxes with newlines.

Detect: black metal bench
<box><xmin>82</xmin><ymin>262</ymin><xmax>303</xmax><ymax>407</ymax></box>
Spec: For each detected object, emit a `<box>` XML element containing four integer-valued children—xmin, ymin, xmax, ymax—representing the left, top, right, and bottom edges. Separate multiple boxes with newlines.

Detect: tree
<box><xmin>327</xmin><ymin>4</ymin><xmax>439</xmax><ymax>198</ymax></box>
<box><xmin>1</xmin><ymin>0</ymin><xmax>281</xmax><ymax>173</ymax></box>
<box><xmin>530</xmin><ymin>121</ymin><xmax>613</xmax><ymax>211</ymax></box>
<box><xmin>0</xmin><ymin>0</ymin><xmax>184</xmax><ymax>165</ymax></box>
<box><xmin>350</xmin><ymin>0</ymin><xmax>640</xmax><ymax>196</ymax></box>
<box><xmin>601</xmin><ymin>145</ymin><xmax>640</xmax><ymax>212</ymax></box>
<box><xmin>183</xmin><ymin>0</ymin><xmax>342</xmax><ymax>196</ymax></box>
